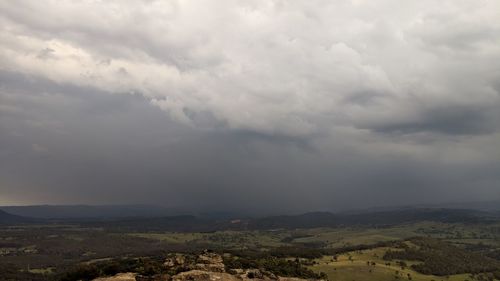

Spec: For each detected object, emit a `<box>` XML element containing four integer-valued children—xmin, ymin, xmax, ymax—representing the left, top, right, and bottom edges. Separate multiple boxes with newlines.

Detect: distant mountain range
<box><xmin>0</xmin><ymin>204</ymin><xmax>178</xmax><ymax>219</ymax></box>
<box><xmin>419</xmin><ymin>200</ymin><xmax>500</xmax><ymax>212</ymax></box>
<box><xmin>247</xmin><ymin>208</ymin><xmax>496</xmax><ymax>229</ymax></box>
<box><xmin>76</xmin><ymin>208</ymin><xmax>500</xmax><ymax>232</ymax></box>
<box><xmin>1</xmin><ymin>203</ymin><xmax>499</xmax><ymax>230</ymax></box>
<box><xmin>2</xmin><ymin>200</ymin><xmax>499</xmax><ymax>220</ymax></box>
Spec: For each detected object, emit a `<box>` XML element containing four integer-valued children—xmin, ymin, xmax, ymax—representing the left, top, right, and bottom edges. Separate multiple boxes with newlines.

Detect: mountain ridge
<box><xmin>0</xmin><ymin>209</ymin><xmax>35</xmax><ymax>224</ymax></box>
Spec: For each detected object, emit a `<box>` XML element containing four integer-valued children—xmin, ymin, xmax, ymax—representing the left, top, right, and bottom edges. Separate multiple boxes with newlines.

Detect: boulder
<box><xmin>193</xmin><ymin>252</ymin><xmax>225</xmax><ymax>273</ymax></box>
<box><xmin>164</xmin><ymin>254</ymin><xmax>187</xmax><ymax>268</ymax></box>
<box><xmin>197</xmin><ymin>252</ymin><xmax>223</xmax><ymax>265</ymax></box>
<box><xmin>193</xmin><ymin>263</ymin><xmax>225</xmax><ymax>273</ymax></box>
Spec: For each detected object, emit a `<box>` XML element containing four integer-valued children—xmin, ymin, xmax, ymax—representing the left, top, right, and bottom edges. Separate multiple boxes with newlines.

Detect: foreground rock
<box><xmin>96</xmin><ymin>270</ymin><xmax>319</xmax><ymax>281</ymax></box>
<box><xmin>171</xmin><ymin>269</ymin><xmax>315</xmax><ymax>281</ymax></box>
<box><xmin>172</xmin><ymin>270</ymin><xmax>240</xmax><ymax>281</ymax></box>
<box><xmin>93</xmin><ymin>272</ymin><xmax>137</xmax><ymax>281</ymax></box>
<box><xmin>163</xmin><ymin>254</ymin><xmax>187</xmax><ymax>268</ymax></box>
<box><xmin>93</xmin><ymin>251</ymin><xmax>322</xmax><ymax>281</ymax></box>
<box><xmin>166</xmin><ymin>252</ymin><xmax>319</xmax><ymax>281</ymax></box>
<box><xmin>136</xmin><ymin>274</ymin><xmax>171</xmax><ymax>281</ymax></box>
<box><xmin>192</xmin><ymin>251</ymin><xmax>225</xmax><ymax>273</ymax></box>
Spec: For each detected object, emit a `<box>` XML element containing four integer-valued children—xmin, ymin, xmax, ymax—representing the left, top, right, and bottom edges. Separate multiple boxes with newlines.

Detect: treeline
<box><xmin>56</xmin><ymin>251</ymin><xmax>329</xmax><ymax>281</ymax></box>
<box><xmin>0</xmin><ymin>263</ymin><xmax>49</xmax><ymax>281</ymax></box>
<box><xmin>486</xmin><ymin>249</ymin><xmax>500</xmax><ymax>261</ymax></box>
<box><xmin>225</xmin><ymin>240</ymin><xmax>397</xmax><ymax>260</ymax></box>
<box><xmin>383</xmin><ymin>237</ymin><xmax>500</xmax><ymax>276</ymax></box>
<box><xmin>57</xmin><ymin>257</ymin><xmax>166</xmax><ymax>281</ymax></box>
<box><xmin>223</xmin><ymin>255</ymin><xmax>326</xmax><ymax>279</ymax></box>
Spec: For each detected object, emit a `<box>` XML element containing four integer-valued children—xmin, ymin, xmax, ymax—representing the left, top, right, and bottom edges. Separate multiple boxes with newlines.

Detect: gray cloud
<box><xmin>0</xmin><ymin>1</ymin><xmax>499</xmax><ymax>212</ymax></box>
<box><xmin>368</xmin><ymin>103</ymin><xmax>500</xmax><ymax>135</ymax></box>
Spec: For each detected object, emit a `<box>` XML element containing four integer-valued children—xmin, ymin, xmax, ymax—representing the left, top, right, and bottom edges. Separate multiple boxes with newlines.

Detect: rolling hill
<box><xmin>0</xmin><ymin>209</ymin><xmax>34</xmax><ymax>224</ymax></box>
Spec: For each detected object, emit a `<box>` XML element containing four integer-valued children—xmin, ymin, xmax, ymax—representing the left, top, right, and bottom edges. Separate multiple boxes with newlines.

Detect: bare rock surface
<box><xmin>278</xmin><ymin>278</ymin><xmax>316</xmax><ymax>281</ymax></box>
<box><xmin>164</xmin><ymin>254</ymin><xmax>187</xmax><ymax>268</ymax></box>
<box><xmin>136</xmin><ymin>274</ymin><xmax>171</xmax><ymax>281</ymax></box>
<box><xmin>171</xmin><ymin>268</ymin><xmax>315</xmax><ymax>281</ymax></box>
<box><xmin>172</xmin><ymin>270</ymin><xmax>240</xmax><ymax>281</ymax></box>
<box><xmin>193</xmin><ymin>251</ymin><xmax>225</xmax><ymax>273</ymax></box>
<box><xmin>93</xmin><ymin>251</ymin><xmax>321</xmax><ymax>281</ymax></box>
<box><xmin>93</xmin><ymin>272</ymin><xmax>137</xmax><ymax>281</ymax></box>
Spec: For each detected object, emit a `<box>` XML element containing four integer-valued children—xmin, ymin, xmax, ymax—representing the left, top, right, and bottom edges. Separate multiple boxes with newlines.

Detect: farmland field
<box><xmin>1</xmin><ymin>211</ymin><xmax>500</xmax><ymax>280</ymax></box>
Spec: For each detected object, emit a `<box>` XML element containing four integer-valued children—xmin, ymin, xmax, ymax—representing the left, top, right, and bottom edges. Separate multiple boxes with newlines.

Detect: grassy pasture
<box><xmin>290</xmin><ymin>223</ymin><xmax>429</xmax><ymax>248</ymax></box>
<box><xmin>128</xmin><ymin>230</ymin><xmax>287</xmax><ymax>249</ymax></box>
<box><xmin>128</xmin><ymin>232</ymin><xmax>204</xmax><ymax>243</ymax></box>
<box><xmin>310</xmin><ymin>247</ymin><xmax>487</xmax><ymax>281</ymax></box>
<box><xmin>288</xmin><ymin>222</ymin><xmax>500</xmax><ymax>249</ymax></box>
<box><xmin>1</xmin><ymin>221</ymin><xmax>499</xmax><ymax>280</ymax></box>
<box><xmin>126</xmin><ymin>222</ymin><xmax>500</xmax><ymax>252</ymax></box>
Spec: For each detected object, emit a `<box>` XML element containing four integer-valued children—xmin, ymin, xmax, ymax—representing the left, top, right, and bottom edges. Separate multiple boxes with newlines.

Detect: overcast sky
<box><xmin>1</xmin><ymin>0</ymin><xmax>499</xmax><ymax>214</ymax></box>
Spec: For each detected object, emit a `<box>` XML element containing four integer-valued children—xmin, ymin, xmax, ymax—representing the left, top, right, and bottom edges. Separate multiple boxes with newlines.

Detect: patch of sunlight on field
<box><xmin>200</xmin><ymin>231</ymin><xmax>286</xmax><ymax>248</ymax></box>
<box><xmin>293</xmin><ymin>225</ymin><xmax>419</xmax><ymax>247</ymax></box>
<box><xmin>128</xmin><ymin>231</ymin><xmax>286</xmax><ymax>248</ymax></box>
<box><xmin>310</xmin><ymin>248</ymin><xmax>480</xmax><ymax>281</ymax></box>
<box><xmin>27</xmin><ymin>267</ymin><xmax>54</xmax><ymax>274</ymax></box>
<box><xmin>448</xmin><ymin>238</ymin><xmax>499</xmax><ymax>247</ymax></box>
<box><xmin>292</xmin><ymin>222</ymin><xmax>500</xmax><ymax>249</ymax></box>
<box><xmin>128</xmin><ymin>232</ymin><xmax>203</xmax><ymax>243</ymax></box>
<box><xmin>313</xmin><ymin>263</ymin><xmax>403</xmax><ymax>281</ymax></box>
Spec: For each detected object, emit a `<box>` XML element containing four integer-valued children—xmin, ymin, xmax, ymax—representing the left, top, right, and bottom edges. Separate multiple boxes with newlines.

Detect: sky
<box><xmin>1</xmin><ymin>0</ymin><xmax>499</xmax><ymax>214</ymax></box>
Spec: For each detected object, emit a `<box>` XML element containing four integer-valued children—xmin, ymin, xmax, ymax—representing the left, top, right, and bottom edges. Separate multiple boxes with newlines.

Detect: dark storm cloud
<box><xmin>368</xmin><ymin>103</ymin><xmax>500</xmax><ymax>135</ymax></box>
<box><xmin>1</xmin><ymin>1</ymin><xmax>500</xmax><ymax>211</ymax></box>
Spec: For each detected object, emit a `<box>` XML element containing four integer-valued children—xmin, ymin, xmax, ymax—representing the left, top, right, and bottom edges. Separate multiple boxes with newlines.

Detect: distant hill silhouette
<box><xmin>0</xmin><ymin>209</ymin><xmax>34</xmax><ymax>224</ymax></box>
<box><xmin>244</xmin><ymin>208</ymin><xmax>494</xmax><ymax>230</ymax></box>
<box><xmin>2</xmin><ymin>200</ymin><xmax>498</xmax><ymax>219</ymax></box>
<box><xmin>78</xmin><ymin>208</ymin><xmax>499</xmax><ymax>232</ymax></box>
<box><xmin>1</xmin><ymin>204</ymin><xmax>498</xmax><ymax>230</ymax></box>
<box><xmin>0</xmin><ymin>204</ymin><xmax>178</xmax><ymax>219</ymax></box>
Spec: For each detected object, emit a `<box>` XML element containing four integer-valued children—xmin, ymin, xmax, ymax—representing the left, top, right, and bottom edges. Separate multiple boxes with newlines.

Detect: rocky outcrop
<box><xmin>94</xmin><ymin>270</ymin><xmax>318</xmax><ymax>281</ymax></box>
<box><xmin>171</xmin><ymin>269</ymin><xmax>315</xmax><ymax>281</ymax></box>
<box><xmin>93</xmin><ymin>272</ymin><xmax>137</xmax><ymax>281</ymax></box>
<box><xmin>164</xmin><ymin>251</ymin><xmax>319</xmax><ymax>281</ymax></box>
<box><xmin>276</xmin><ymin>276</ymin><xmax>318</xmax><ymax>281</ymax></box>
<box><xmin>136</xmin><ymin>274</ymin><xmax>171</xmax><ymax>281</ymax></box>
<box><xmin>172</xmin><ymin>270</ymin><xmax>240</xmax><ymax>281</ymax></box>
<box><xmin>164</xmin><ymin>254</ymin><xmax>187</xmax><ymax>268</ymax></box>
<box><xmin>93</xmin><ymin>251</ymin><xmax>322</xmax><ymax>281</ymax></box>
<box><xmin>192</xmin><ymin>251</ymin><xmax>225</xmax><ymax>273</ymax></box>
<box><xmin>163</xmin><ymin>251</ymin><xmax>226</xmax><ymax>273</ymax></box>
<box><xmin>230</xmin><ymin>268</ymin><xmax>277</xmax><ymax>280</ymax></box>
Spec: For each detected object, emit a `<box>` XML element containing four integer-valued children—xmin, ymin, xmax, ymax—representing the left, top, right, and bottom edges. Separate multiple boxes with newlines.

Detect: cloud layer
<box><xmin>1</xmin><ymin>1</ymin><xmax>499</xmax><ymax>212</ymax></box>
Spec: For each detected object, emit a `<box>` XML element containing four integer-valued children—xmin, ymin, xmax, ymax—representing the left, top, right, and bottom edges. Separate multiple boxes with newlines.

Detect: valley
<box><xmin>1</xmin><ymin>208</ymin><xmax>499</xmax><ymax>280</ymax></box>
